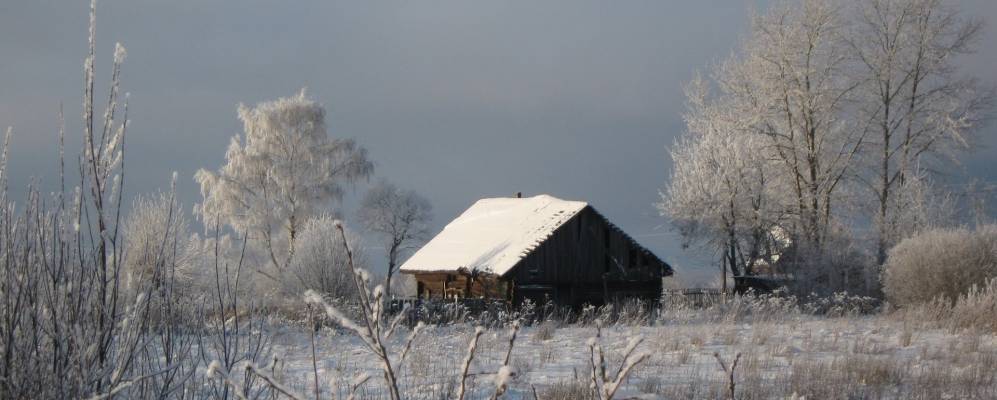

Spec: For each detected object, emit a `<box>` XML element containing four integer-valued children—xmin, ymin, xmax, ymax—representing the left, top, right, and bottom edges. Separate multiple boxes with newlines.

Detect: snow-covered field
<box><xmin>261</xmin><ymin>313</ymin><xmax>997</xmax><ymax>399</ymax></box>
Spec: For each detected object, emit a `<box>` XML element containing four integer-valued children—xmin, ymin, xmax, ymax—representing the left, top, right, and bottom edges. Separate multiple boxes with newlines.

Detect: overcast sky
<box><xmin>1</xmin><ymin>1</ymin><xmax>995</xmax><ymax>285</ymax></box>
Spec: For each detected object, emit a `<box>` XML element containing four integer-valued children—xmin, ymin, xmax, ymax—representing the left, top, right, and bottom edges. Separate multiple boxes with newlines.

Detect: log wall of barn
<box><xmin>413</xmin><ymin>273</ymin><xmax>508</xmax><ymax>300</ymax></box>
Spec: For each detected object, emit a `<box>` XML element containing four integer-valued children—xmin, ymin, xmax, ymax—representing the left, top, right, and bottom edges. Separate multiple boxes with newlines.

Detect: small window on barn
<box><xmin>529</xmin><ymin>266</ymin><xmax>540</xmax><ymax>279</ymax></box>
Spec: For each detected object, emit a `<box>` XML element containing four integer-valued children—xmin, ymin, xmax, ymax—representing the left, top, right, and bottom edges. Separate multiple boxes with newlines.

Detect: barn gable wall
<box><xmin>508</xmin><ymin>207</ymin><xmax>665</xmax><ymax>306</ymax></box>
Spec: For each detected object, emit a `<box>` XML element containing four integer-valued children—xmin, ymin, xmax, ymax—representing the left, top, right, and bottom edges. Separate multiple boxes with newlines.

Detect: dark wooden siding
<box><xmin>508</xmin><ymin>207</ymin><xmax>666</xmax><ymax>306</ymax></box>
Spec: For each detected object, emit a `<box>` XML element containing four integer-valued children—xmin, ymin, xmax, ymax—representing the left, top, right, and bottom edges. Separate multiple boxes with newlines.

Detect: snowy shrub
<box><xmin>946</xmin><ymin>278</ymin><xmax>997</xmax><ymax>333</ymax></box>
<box><xmin>609</xmin><ymin>298</ymin><xmax>653</xmax><ymax>326</ymax></box>
<box><xmin>285</xmin><ymin>214</ymin><xmax>361</xmax><ymax>302</ymax></box>
<box><xmin>533</xmin><ymin>320</ymin><xmax>558</xmax><ymax>342</ymax></box>
<box><xmin>415</xmin><ymin>300</ymin><xmax>472</xmax><ymax>325</ymax></box>
<box><xmin>784</xmin><ymin>230</ymin><xmax>879</xmax><ymax>298</ymax></box>
<box><xmin>903</xmin><ymin>278</ymin><xmax>997</xmax><ymax>333</ymax></box>
<box><xmin>122</xmin><ymin>188</ymin><xmax>196</xmax><ymax>301</ymax></box>
<box><xmin>540</xmin><ymin>381</ymin><xmax>595</xmax><ymax>400</ymax></box>
<box><xmin>801</xmin><ymin>291</ymin><xmax>881</xmax><ymax>317</ymax></box>
<box><xmin>658</xmin><ymin>292</ymin><xmax>703</xmax><ymax>322</ymax></box>
<box><xmin>882</xmin><ymin>225</ymin><xmax>997</xmax><ymax>307</ymax></box>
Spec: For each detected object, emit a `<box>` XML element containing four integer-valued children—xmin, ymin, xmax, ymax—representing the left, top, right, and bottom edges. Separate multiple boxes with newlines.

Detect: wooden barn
<box><xmin>399</xmin><ymin>194</ymin><xmax>672</xmax><ymax>307</ymax></box>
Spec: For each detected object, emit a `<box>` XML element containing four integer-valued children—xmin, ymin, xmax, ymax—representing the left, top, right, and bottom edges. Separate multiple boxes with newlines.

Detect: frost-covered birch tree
<box><xmin>195</xmin><ymin>90</ymin><xmax>373</xmax><ymax>272</ymax></box>
<box><xmin>357</xmin><ymin>179</ymin><xmax>432</xmax><ymax>299</ymax></box>
<box><xmin>847</xmin><ymin>0</ymin><xmax>994</xmax><ymax>262</ymax></box>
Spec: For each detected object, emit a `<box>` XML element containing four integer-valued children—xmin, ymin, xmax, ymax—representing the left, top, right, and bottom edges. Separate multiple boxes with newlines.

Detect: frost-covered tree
<box><xmin>721</xmin><ymin>0</ymin><xmax>863</xmax><ymax>248</ymax></box>
<box><xmin>662</xmin><ymin>0</ymin><xmax>877</xmax><ymax>291</ymax></box>
<box><xmin>195</xmin><ymin>90</ymin><xmax>373</xmax><ymax>271</ymax></box>
<box><xmin>357</xmin><ymin>179</ymin><xmax>432</xmax><ymax>299</ymax></box>
<box><xmin>662</xmin><ymin>0</ymin><xmax>993</xmax><ymax>295</ymax></box>
<box><xmin>669</xmin><ymin>0</ymin><xmax>875</xmax><ymax>292</ymax></box>
<box><xmin>659</xmin><ymin>77</ymin><xmax>786</xmax><ymax>292</ymax></box>
<box><xmin>847</xmin><ymin>0</ymin><xmax>994</xmax><ymax>262</ymax></box>
<box><xmin>884</xmin><ymin>170</ymin><xmax>956</xmax><ymax>239</ymax></box>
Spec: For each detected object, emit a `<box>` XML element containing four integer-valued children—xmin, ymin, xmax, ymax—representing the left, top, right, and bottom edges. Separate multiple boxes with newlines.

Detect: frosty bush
<box><xmin>285</xmin><ymin>214</ymin><xmax>361</xmax><ymax>302</ymax></box>
<box><xmin>801</xmin><ymin>292</ymin><xmax>880</xmax><ymax>317</ymax></box>
<box><xmin>783</xmin><ymin>230</ymin><xmax>879</xmax><ymax>298</ymax></box>
<box><xmin>946</xmin><ymin>278</ymin><xmax>997</xmax><ymax>333</ymax></box>
<box><xmin>122</xmin><ymin>187</ymin><xmax>195</xmax><ymax>300</ymax></box>
<box><xmin>882</xmin><ymin>225</ymin><xmax>997</xmax><ymax>307</ymax></box>
<box><xmin>897</xmin><ymin>277</ymin><xmax>997</xmax><ymax>334</ymax></box>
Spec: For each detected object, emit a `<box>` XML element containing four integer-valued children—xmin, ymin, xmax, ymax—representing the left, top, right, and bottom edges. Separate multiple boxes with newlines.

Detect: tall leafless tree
<box><xmin>847</xmin><ymin>0</ymin><xmax>994</xmax><ymax>263</ymax></box>
<box><xmin>357</xmin><ymin>179</ymin><xmax>432</xmax><ymax>299</ymax></box>
<box><xmin>726</xmin><ymin>0</ymin><xmax>864</xmax><ymax>249</ymax></box>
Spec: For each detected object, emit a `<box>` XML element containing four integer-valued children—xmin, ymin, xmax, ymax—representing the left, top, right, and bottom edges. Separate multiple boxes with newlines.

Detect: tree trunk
<box><xmin>385</xmin><ymin>262</ymin><xmax>394</xmax><ymax>300</ymax></box>
<box><xmin>385</xmin><ymin>242</ymin><xmax>402</xmax><ymax>299</ymax></box>
<box><xmin>720</xmin><ymin>257</ymin><xmax>728</xmax><ymax>296</ymax></box>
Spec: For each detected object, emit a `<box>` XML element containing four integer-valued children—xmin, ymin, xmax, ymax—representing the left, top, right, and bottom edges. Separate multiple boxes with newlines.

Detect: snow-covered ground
<box><xmin>260</xmin><ymin>314</ymin><xmax>997</xmax><ymax>399</ymax></box>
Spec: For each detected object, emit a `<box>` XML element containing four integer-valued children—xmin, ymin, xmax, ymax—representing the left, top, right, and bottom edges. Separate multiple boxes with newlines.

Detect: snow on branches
<box><xmin>195</xmin><ymin>90</ymin><xmax>373</xmax><ymax>270</ymax></box>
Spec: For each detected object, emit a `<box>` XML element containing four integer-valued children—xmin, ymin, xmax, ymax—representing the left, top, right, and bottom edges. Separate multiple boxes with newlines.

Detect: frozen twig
<box><xmin>346</xmin><ymin>372</ymin><xmax>371</xmax><ymax>400</ymax></box>
<box><xmin>714</xmin><ymin>352</ymin><xmax>742</xmax><ymax>400</ymax></box>
<box><xmin>588</xmin><ymin>326</ymin><xmax>651</xmax><ymax>400</ymax></box>
<box><xmin>396</xmin><ymin>322</ymin><xmax>425</xmax><ymax>365</ymax></box>
<box><xmin>205</xmin><ymin>361</ymin><xmax>250</xmax><ymax>400</ymax></box>
<box><xmin>458</xmin><ymin>326</ymin><xmax>485</xmax><ymax>400</ymax></box>
<box><xmin>245</xmin><ymin>363</ymin><xmax>306</xmax><ymax>400</ymax></box>
<box><xmin>84</xmin><ymin>364</ymin><xmax>181</xmax><ymax>400</ymax></box>
<box><xmin>490</xmin><ymin>320</ymin><xmax>520</xmax><ymax>400</ymax></box>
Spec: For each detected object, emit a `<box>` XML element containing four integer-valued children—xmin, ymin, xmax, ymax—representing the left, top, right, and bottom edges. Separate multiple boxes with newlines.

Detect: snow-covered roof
<box><xmin>399</xmin><ymin>194</ymin><xmax>588</xmax><ymax>276</ymax></box>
